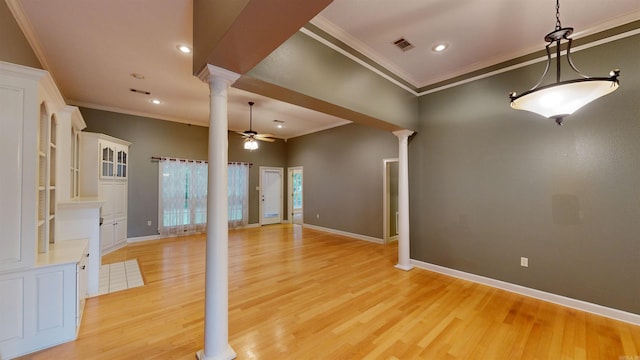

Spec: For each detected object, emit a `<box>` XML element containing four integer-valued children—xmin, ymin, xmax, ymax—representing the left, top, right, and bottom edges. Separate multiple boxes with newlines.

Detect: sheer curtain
<box><xmin>158</xmin><ymin>159</ymin><xmax>208</xmax><ymax>236</ymax></box>
<box><xmin>228</xmin><ymin>162</ymin><xmax>249</xmax><ymax>229</ymax></box>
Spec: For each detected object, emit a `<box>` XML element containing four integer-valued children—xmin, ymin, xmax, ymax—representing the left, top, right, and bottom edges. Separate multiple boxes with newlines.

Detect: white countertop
<box><xmin>57</xmin><ymin>197</ymin><xmax>105</xmax><ymax>209</ymax></box>
<box><xmin>36</xmin><ymin>239</ymin><xmax>88</xmax><ymax>267</ymax></box>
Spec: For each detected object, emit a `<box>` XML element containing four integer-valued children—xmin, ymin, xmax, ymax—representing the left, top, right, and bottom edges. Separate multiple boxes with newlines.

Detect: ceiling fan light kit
<box><xmin>244</xmin><ymin>138</ymin><xmax>259</xmax><ymax>150</ymax></box>
<box><xmin>238</xmin><ymin>101</ymin><xmax>275</xmax><ymax>151</ymax></box>
<box><xmin>509</xmin><ymin>0</ymin><xmax>620</xmax><ymax>125</ymax></box>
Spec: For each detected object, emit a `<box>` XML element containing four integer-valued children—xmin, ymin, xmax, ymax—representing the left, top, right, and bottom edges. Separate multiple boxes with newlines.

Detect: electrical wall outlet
<box><xmin>147</xmin><ymin>220</ymin><xmax>152</xmax><ymax>226</ymax></box>
<box><xmin>316</xmin><ymin>214</ymin><xmax>320</xmax><ymax>219</ymax></box>
<box><xmin>520</xmin><ymin>257</ymin><xmax>529</xmax><ymax>267</ymax></box>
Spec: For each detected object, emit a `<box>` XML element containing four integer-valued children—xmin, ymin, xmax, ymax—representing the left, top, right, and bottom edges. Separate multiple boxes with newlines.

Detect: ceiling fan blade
<box><xmin>255</xmin><ymin>135</ymin><xmax>275</xmax><ymax>142</ymax></box>
<box><xmin>256</xmin><ymin>133</ymin><xmax>274</xmax><ymax>138</ymax></box>
<box><xmin>236</xmin><ymin>131</ymin><xmax>250</xmax><ymax>137</ymax></box>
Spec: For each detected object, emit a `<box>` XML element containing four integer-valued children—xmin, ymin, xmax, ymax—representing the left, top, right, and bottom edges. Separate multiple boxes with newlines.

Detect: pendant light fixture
<box><xmin>244</xmin><ymin>102</ymin><xmax>259</xmax><ymax>150</ymax></box>
<box><xmin>509</xmin><ymin>0</ymin><xmax>620</xmax><ymax>125</ymax></box>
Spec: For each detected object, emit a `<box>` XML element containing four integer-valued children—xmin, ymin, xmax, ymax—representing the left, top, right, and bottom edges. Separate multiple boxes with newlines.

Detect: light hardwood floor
<box><xmin>20</xmin><ymin>224</ymin><xmax>640</xmax><ymax>359</ymax></box>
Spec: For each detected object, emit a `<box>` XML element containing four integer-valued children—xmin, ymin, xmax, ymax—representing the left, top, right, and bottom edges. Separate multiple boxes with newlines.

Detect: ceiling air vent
<box><xmin>130</xmin><ymin>88</ymin><xmax>151</xmax><ymax>95</ymax></box>
<box><xmin>393</xmin><ymin>37</ymin><xmax>415</xmax><ymax>52</ymax></box>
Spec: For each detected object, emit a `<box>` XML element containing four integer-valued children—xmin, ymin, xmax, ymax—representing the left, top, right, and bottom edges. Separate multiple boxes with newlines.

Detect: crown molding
<box><xmin>5</xmin><ymin>0</ymin><xmax>52</xmax><ymax>71</ymax></box>
<box><xmin>309</xmin><ymin>13</ymin><xmax>640</xmax><ymax>97</ymax></box>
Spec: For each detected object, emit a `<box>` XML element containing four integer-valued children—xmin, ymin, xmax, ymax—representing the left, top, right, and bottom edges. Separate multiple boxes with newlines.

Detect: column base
<box><xmin>394</xmin><ymin>264</ymin><xmax>414</xmax><ymax>271</ymax></box>
<box><xmin>196</xmin><ymin>345</ymin><xmax>237</xmax><ymax>360</ymax></box>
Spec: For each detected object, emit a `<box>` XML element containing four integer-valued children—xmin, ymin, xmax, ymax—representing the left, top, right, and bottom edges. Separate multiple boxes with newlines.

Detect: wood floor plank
<box><xmin>17</xmin><ymin>224</ymin><xmax>640</xmax><ymax>359</ymax></box>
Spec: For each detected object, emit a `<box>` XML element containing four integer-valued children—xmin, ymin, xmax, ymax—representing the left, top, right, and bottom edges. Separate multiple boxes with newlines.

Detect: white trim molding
<box><xmin>304</xmin><ymin>20</ymin><xmax>640</xmax><ymax>97</ymax></box>
<box><xmin>5</xmin><ymin>0</ymin><xmax>53</xmax><ymax>71</ymax></box>
<box><xmin>127</xmin><ymin>234</ymin><xmax>162</xmax><ymax>243</ymax></box>
<box><xmin>303</xmin><ymin>224</ymin><xmax>384</xmax><ymax>244</ymax></box>
<box><xmin>299</xmin><ymin>27</ymin><xmax>418</xmax><ymax>96</ymax></box>
<box><xmin>410</xmin><ymin>259</ymin><xmax>640</xmax><ymax>326</ymax></box>
<box><xmin>128</xmin><ymin>224</ymin><xmax>261</xmax><ymax>244</ymax></box>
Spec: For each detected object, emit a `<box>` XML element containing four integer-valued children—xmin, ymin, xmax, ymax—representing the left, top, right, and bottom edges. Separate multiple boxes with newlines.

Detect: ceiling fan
<box><xmin>237</xmin><ymin>101</ymin><xmax>274</xmax><ymax>150</ymax></box>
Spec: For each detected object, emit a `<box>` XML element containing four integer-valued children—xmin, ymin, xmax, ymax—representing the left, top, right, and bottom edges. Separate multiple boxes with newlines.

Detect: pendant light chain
<box><xmin>555</xmin><ymin>0</ymin><xmax>562</xmax><ymax>30</ymax></box>
<box><xmin>249</xmin><ymin>102</ymin><xmax>253</xmax><ymax>130</ymax></box>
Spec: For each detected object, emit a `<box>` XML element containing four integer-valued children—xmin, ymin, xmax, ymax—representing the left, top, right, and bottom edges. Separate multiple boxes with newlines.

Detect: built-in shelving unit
<box><xmin>81</xmin><ymin>132</ymin><xmax>130</xmax><ymax>254</ymax></box>
<box><xmin>0</xmin><ymin>61</ymin><xmax>96</xmax><ymax>359</ymax></box>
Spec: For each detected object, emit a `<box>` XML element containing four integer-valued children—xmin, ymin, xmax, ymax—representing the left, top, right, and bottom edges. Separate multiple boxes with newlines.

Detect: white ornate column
<box><xmin>393</xmin><ymin>129</ymin><xmax>414</xmax><ymax>271</ymax></box>
<box><xmin>197</xmin><ymin>64</ymin><xmax>240</xmax><ymax>360</ymax></box>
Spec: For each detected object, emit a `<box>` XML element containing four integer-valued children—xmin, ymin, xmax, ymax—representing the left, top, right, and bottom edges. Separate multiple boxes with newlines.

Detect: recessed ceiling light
<box><xmin>432</xmin><ymin>43</ymin><xmax>449</xmax><ymax>52</ymax></box>
<box><xmin>177</xmin><ymin>45</ymin><xmax>191</xmax><ymax>54</ymax></box>
<box><xmin>151</xmin><ymin>99</ymin><xmax>161</xmax><ymax>105</ymax></box>
<box><xmin>131</xmin><ymin>73</ymin><xmax>145</xmax><ymax>80</ymax></box>
<box><xmin>273</xmin><ymin>119</ymin><xmax>284</xmax><ymax>128</ymax></box>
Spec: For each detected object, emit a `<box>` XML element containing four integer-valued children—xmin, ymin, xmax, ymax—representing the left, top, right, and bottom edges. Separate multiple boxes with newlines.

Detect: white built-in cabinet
<box><xmin>80</xmin><ymin>133</ymin><xmax>130</xmax><ymax>254</ymax></box>
<box><xmin>0</xmin><ymin>61</ymin><xmax>99</xmax><ymax>359</ymax></box>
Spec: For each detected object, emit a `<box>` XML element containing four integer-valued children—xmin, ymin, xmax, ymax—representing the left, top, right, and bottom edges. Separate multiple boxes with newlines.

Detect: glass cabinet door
<box><xmin>101</xmin><ymin>145</ymin><xmax>114</xmax><ymax>178</ymax></box>
<box><xmin>116</xmin><ymin>148</ymin><xmax>127</xmax><ymax>178</ymax></box>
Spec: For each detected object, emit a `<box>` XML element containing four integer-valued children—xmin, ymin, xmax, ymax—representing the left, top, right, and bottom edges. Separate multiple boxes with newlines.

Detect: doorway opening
<box><xmin>383</xmin><ymin>159</ymin><xmax>399</xmax><ymax>244</ymax></box>
<box><xmin>288</xmin><ymin>167</ymin><xmax>303</xmax><ymax>225</ymax></box>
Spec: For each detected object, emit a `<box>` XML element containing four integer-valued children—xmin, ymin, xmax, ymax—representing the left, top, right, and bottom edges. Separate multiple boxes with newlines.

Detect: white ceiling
<box><xmin>313</xmin><ymin>0</ymin><xmax>640</xmax><ymax>88</ymax></box>
<box><xmin>11</xmin><ymin>0</ymin><xmax>640</xmax><ymax>138</ymax></box>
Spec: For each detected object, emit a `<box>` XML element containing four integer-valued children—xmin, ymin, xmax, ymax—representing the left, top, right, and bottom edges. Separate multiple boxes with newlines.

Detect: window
<box><xmin>228</xmin><ymin>162</ymin><xmax>249</xmax><ymax>229</ymax></box>
<box><xmin>292</xmin><ymin>171</ymin><xmax>302</xmax><ymax>210</ymax></box>
<box><xmin>158</xmin><ymin>159</ymin><xmax>207</xmax><ymax>236</ymax></box>
<box><xmin>158</xmin><ymin>159</ymin><xmax>249</xmax><ymax>236</ymax></box>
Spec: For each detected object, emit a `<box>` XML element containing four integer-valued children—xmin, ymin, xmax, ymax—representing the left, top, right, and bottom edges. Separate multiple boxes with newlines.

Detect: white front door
<box><xmin>259</xmin><ymin>167</ymin><xmax>283</xmax><ymax>225</ymax></box>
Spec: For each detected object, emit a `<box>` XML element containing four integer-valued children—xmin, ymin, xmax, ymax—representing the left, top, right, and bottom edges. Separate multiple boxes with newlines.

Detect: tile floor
<box><xmin>98</xmin><ymin>259</ymin><xmax>144</xmax><ymax>295</ymax></box>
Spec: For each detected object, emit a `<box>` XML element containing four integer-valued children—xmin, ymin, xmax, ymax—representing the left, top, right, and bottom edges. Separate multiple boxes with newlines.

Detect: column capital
<box><xmin>197</xmin><ymin>64</ymin><xmax>241</xmax><ymax>86</ymax></box>
<box><xmin>393</xmin><ymin>129</ymin><xmax>415</xmax><ymax>140</ymax></box>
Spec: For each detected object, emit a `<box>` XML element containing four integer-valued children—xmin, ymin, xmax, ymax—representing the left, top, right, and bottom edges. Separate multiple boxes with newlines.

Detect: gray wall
<box><xmin>228</xmin><ymin>130</ymin><xmax>288</xmax><ymax>224</ymax></box>
<box><xmin>82</xmin><ymin>108</ymin><xmax>394</xmax><ymax>240</ymax></box>
<box><xmin>411</xmin><ymin>34</ymin><xmax>640</xmax><ymax>314</ymax></box>
<box><xmin>81</xmin><ymin>108</ymin><xmax>208</xmax><ymax>238</ymax></box>
<box><xmin>80</xmin><ymin>107</ymin><xmax>288</xmax><ymax>237</ymax></box>
<box><xmin>7</xmin><ymin>0</ymin><xmax>635</xmax><ymax>316</ymax></box>
<box><xmin>0</xmin><ymin>1</ymin><xmax>41</xmax><ymax>68</ymax></box>
<box><xmin>248</xmin><ymin>31</ymin><xmax>419</xmax><ymax>132</ymax></box>
<box><xmin>287</xmin><ymin>123</ymin><xmax>398</xmax><ymax>238</ymax></box>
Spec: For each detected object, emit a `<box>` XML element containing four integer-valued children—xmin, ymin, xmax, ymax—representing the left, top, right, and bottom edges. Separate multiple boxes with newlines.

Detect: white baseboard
<box><xmin>303</xmin><ymin>224</ymin><xmax>384</xmax><ymax>244</ymax></box>
<box><xmin>127</xmin><ymin>234</ymin><xmax>161</xmax><ymax>243</ymax></box>
<box><xmin>410</xmin><ymin>259</ymin><xmax>640</xmax><ymax>326</ymax></box>
<box><xmin>101</xmin><ymin>242</ymin><xmax>127</xmax><ymax>255</ymax></box>
<box><xmin>129</xmin><ymin>224</ymin><xmax>262</xmax><ymax>244</ymax></box>
<box><xmin>230</xmin><ymin>223</ymin><xmax>261</xmax><ymax>229</ymax></box>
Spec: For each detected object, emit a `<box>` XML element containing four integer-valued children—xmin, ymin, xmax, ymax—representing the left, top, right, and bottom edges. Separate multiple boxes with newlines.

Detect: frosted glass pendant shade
<box><xmin>510</xmin><ymin>77</ymin><xmax>619</xmax><ymax>121</ymax></box>
<box><xmin>508</xmin><ymin>0</ymin><xmax>620</xmax><ymax>125</ymax></box>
